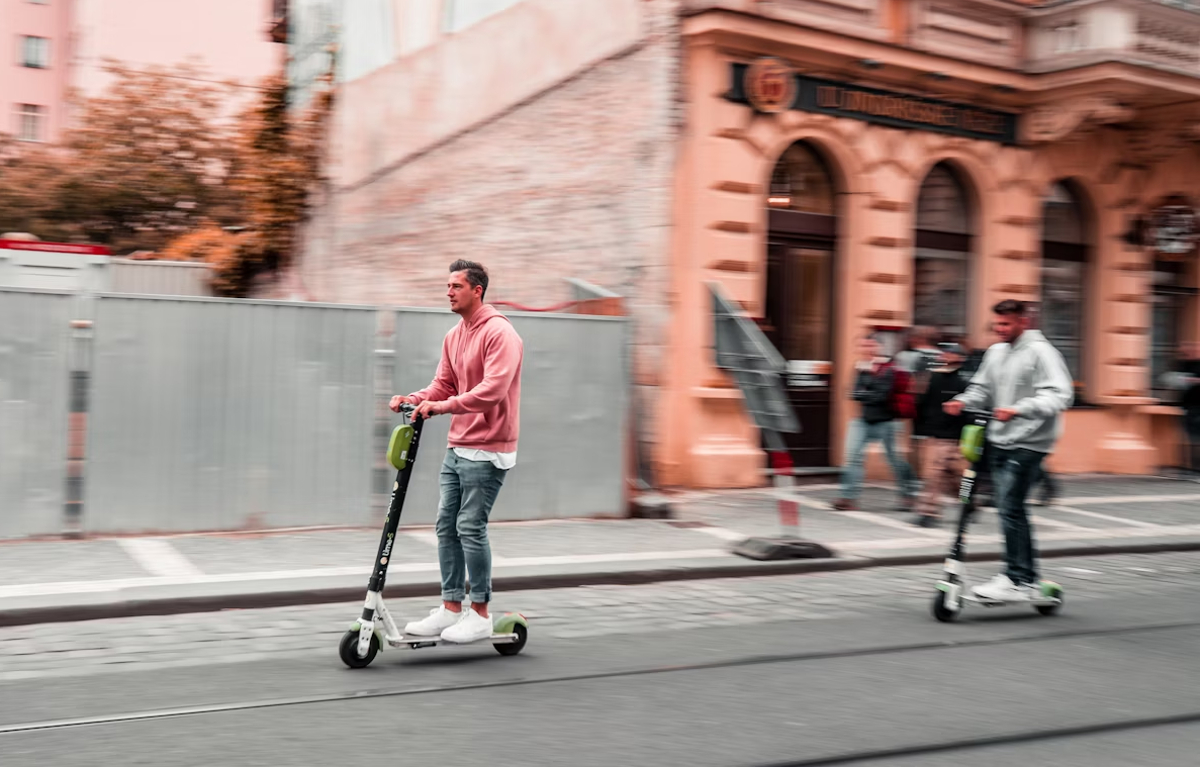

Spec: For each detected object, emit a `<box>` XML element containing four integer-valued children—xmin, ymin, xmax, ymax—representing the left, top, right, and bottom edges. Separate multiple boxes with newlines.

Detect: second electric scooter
<box><xmin>932</xmin><ymin>410</ymin><xmax>1064</xmax><ymax>622</ymax></box>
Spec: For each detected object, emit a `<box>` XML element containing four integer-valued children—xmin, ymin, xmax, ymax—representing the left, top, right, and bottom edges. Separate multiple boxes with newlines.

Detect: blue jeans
<box><xmin>436</xmin><ymin>450</ymin><xmax>508</xmax><ymax>605</ymax></box>
<box><xmin>839</xmin><ymin>419</ymin><xmax>917</xmax><ymax>501</ymax></box>
<box><xmin>991</xmin><ymin>447</ymin><xmax>1045</xmax><ymax>585</ymax></box>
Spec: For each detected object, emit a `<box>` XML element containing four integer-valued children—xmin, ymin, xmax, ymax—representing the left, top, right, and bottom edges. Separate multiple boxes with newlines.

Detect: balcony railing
<box><xmin>1027</xmin><ymin>0</ymin><xmax>1200</xmax><ymax>76</ymax></box>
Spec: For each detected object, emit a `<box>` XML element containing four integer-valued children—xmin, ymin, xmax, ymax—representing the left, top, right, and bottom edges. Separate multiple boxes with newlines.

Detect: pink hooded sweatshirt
<box><xmin>407</xmin><ymin>304</ymin><xmax>523</xmax><ymax>452</ymax></box>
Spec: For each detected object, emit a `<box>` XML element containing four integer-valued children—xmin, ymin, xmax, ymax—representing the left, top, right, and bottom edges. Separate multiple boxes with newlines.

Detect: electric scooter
<box><xmin>931</xmin><ymin>410</ymin><xmax>1064</xmax><ymax>623</ymax></box>
<box><xmin>338</xmin><ymin>404</ymin><xmax>529</xmax><ymax>668</ymax></box>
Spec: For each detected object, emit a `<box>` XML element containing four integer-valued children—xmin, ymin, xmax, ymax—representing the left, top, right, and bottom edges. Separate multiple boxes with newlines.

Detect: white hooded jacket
<box><xmin>953</xmin><ymin>329</ymin><xmax>1074</xmax><ymax>453</ymax></box>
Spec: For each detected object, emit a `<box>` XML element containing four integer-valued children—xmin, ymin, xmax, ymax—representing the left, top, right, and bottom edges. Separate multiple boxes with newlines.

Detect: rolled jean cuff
<box><xmin>469</xmin><ymin>592</ymin><xmax>490</xmax><ymax>605</ymax></box>
<box><xmin>441</xmin><ymin>589</ymin><xmax>466</xmax><ymax>603</ymax></box>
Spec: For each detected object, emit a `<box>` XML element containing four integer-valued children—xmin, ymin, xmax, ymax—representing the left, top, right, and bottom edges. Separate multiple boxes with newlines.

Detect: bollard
<box><xmin>731</xmin><ymin>449</ymin><xmax>835</xmax><ymax>561</ymax></box>
<box><xmin>770</xmin><ymin>450</ymin><xmax>800</xmax><ymax>537</ymax></box>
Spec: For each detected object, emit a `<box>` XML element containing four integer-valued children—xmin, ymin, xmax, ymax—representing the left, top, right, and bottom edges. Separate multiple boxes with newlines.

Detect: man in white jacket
<box><xmin>944</xmin><ymin>300</ymin><xmax>1074</xmax><ymax>601</ymax></box>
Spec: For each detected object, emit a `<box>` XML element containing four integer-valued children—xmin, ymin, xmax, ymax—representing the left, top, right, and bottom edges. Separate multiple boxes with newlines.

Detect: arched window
<box><xmin>1040</xmin><ymin>181</ymin><xmax>1089</xmax><ymax>391</ymax></box>
<box><xmin>767</xmin><ymin>142</ymin><xmax>835</xmax><ymax>216</ymax></box>
<box><xmin>914</xmin><ymin>163</ymin><xmax>974</xmax><ymax>336</ymax></box>
<box><xmin>1149</xmin><ymin>196</ymin><xmax>1199</xmax><ymax>396</ymax></box>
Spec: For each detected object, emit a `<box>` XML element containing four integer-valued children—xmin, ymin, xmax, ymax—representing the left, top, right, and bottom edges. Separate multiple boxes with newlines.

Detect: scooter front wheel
<box><xmin>932</xmin><ymin>591</ymin><xmax>959</xmax><ymax>623</ymax></box>
<box><xmin>339</xmin><ymin>629</ymin><xmax>380</xmax><ymax>669</ymax></box>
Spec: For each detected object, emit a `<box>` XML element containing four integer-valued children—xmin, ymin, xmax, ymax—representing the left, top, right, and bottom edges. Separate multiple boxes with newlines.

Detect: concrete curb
<box><xmin>3</xmin><ymin>539</ymin><xmax>1200</xmax><ymax>628</ymax></box>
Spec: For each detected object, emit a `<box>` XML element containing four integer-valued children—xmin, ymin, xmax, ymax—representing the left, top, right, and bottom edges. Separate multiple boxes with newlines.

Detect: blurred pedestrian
<box><xmin>896</xmin><ymin>326</ymin><xmax>940</xmax><ymax>480</ymax></box>
<box><xmin>389</xmin><ymin>259</ymin><xmax>524</xmax><ymax>643</ymax></box>
<box><xmin>1163</xmin><ymin>341</ymin><xmax>1200</xmax><ymax>476</ymax></box>
<box><xmin>833</xmin><ymin>333</ymin><xmax>918</xmax><ymax>512</ymax></box>
<box><xmin>945</xmin><ymin>300</ymin><xmax>1073</xmax><ymax>601</ymax></box>
<box><xmin>911</xmin><ymin>342</ymin><xmax>972</xmax><ymax>527</ymax></box>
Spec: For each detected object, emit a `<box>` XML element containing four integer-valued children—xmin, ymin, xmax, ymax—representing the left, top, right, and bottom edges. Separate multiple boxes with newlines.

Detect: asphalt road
<box><xmin>3</xmin><ymin>552</ymin><xmax>1200</xmax><ymax>766</ymax></box>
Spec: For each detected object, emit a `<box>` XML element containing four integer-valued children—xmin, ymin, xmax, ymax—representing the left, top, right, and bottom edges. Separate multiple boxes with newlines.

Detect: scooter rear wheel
<box><xmin>932</xmin><ymin>591</ymin><xmax>959</xmax><ymax>623</ymax></box>
<box><xmin>1035</xmin><ymin>593</ymin><xmax>1064</xmax><ymax>616</ymax></box>
<box><xmin>339</xmin><ymin>629</ymin><xmax>380</xmax><ymax>669</ymax></box>
<box><xmin>495</xmin><ymin>623</ymin><xmax>528</xmax><ymax>656</ymax></box>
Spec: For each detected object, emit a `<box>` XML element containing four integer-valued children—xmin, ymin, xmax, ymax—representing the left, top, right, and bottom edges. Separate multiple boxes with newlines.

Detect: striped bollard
<box><xmin>770</xmin><ymin>450</ymin><xmax>800</xmax><ymax>538</ymax></box>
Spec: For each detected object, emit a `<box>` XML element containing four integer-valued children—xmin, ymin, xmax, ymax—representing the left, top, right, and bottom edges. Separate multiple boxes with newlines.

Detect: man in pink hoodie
<box><xmin>388</xmin><ymin>260</ymin><xmax>524</xmax><ymax>643</ymax></box>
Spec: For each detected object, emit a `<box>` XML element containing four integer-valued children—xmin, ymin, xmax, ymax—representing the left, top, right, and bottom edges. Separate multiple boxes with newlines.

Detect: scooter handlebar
<box><xmin>963</xmin><ymin>408</ymin><xmax>1027</xmax><ymax>421</ymax></box>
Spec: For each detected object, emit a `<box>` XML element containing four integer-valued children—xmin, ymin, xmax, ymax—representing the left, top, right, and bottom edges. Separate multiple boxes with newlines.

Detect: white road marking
<box><xmin>116</xmin><ymin>539</ymin><xmax>204</xmax><ymax>578</ymax></box>
<box><xmin>689</xmin><ymin>526</ymin><xmax>749</xmax><ymax>542</ymax></box>
<box><xmin>0</xmin><ymin>549</ymin><xmax>735</xmax><ymax>600</ymax></box>
<box><xmin>1054</xmin><ymin>494</ymin><xmax>1200</xmax><ymax>506</ymax></box>
<box><xmin>404</xmin><ymin>530</ymin><xmax>440</xmax><ymax>548</ymax></box>
<box><xmin>1049</xmin><ymin>505</ymin><xmax>1162</xmax><ymax>529</ymax></box>
<box><xmin>1060</xmin><ymin>567</ymin><xmax>1102</xmax><ymax>575</ymax></box>
<box><xmin>1030</xmin><ymin>515</ymin><xmax>1088</xmax><ymax>532</ymax></box>
<box><xmin>835</xmin><ymin>509</ymin><xmax>944</xmax><ymax>538</ymax></box>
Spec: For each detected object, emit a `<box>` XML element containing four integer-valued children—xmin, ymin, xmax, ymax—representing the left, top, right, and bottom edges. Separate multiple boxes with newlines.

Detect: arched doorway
<box><xmin>1039</xmin><ymin>181</ymin><xmax>1090</xmax><ymax>399</ymax></box>
<box><xmin>913</xmin><ymin>163</ymin><xmax>975</xmax><ymax>337</ymax></box>
<box><xmin>763</xmin><ymin>141</ymin><xmax>837</xmax><ymax>467</ymax></box>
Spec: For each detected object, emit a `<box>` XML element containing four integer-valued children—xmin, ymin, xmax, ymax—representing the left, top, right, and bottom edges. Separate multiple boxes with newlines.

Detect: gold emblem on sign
<box><xmin>745</xmin><ymin>57</ymin><xmax>796</xmax><ymax>114</ymax></box>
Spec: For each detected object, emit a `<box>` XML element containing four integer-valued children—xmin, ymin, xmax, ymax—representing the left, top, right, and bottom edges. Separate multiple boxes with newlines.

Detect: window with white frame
<box><xmin>1053</xmin><ymin>21</ymin><xmax>1083</xmax><ymax>54</ymax></box>
<box><xmin>442</xmin><ymin>0</ymin><xmax>522</xmax><ymax>33</ymax></box>
<box><xmin>16</xmin><ymin>104</ymin><xmax>46</xmax><ymax>142</ymax></box>
<box><xmin>20</xmin><ymin>36</ymin><xmax>51</xmax><ymax>68</ymax></box>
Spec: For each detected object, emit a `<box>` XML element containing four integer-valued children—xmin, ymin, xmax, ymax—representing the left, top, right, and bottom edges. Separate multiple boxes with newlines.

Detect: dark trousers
<box><xmin>1185</xmin><ymin>413</ymin><xmax>1200</xmax><ymax>474</ymax></box>
<box><xmin>1034</xmin><ymin>465</ymin><xmax>1058</xmax><ymax>502</ymax></box>
<box><xmin>991</xmin><ymin>447</ymin><xmax>1046</xmax><ymax>585</ymax></box>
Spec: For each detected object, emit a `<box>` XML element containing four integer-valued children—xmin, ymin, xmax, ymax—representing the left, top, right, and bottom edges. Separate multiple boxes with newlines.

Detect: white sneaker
<box><xmin>972</xmin><ymin>574</ymin><xmax>1032</xmax><ymax>602</ymax></box>
<box><xmin>440</xmin><ymin>609</ymin><xmax>494</xmax><ymax>644</ymax></box>
<box><xmin>404</xmin><ymin>606</ymin><xmax>464</xmax><ymax>637</ymax></box>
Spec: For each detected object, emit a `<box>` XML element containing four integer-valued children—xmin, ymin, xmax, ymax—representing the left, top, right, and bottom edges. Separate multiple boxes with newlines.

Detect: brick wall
<box><xmin>260</xmin><ymin>0</ymin><xmax>684</xmax><ymax>488</ymax></box>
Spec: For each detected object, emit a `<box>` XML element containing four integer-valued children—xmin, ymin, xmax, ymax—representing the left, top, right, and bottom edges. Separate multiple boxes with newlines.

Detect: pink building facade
<box><xmin>1</xmin><ymin>0</ymin><xmax>282</xmax><ymax>145</ymax></box>
<box><xmin>275</xmin><ymin>0</ymin><xmax>1200</xmax><ymax>489</ymax></box>
<box><xmin>0</xmin><ymin>0</ymin><xmax>73</xmax><ymax>143</ymax></box>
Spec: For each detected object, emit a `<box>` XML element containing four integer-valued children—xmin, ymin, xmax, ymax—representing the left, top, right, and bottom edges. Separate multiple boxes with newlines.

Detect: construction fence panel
<box><xmin>0</xmin><ymin>289</ymin><xmax>74</xmax><ymax>537</ymax></box>
<box><xmin>391</xmin><ymin>308</ymin><xmax>629</xmax><ymax>523</ymax></box>
<box><xmin>84</xmin><ymin>295</ymin><xmax>377</xmax><ymax>533</ymax></box>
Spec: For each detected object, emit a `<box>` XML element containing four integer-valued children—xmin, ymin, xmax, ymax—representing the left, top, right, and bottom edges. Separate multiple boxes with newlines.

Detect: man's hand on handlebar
<box><xmin>388</xmin><ymin>395</ymin><xmax>413</xmax><ymax>413</ymax></box>
<box><xmin>994</xmin><ymin>407</ymin><xmax>1018</xmax><ymax>422</ymax></box>
<box><xmin>412</xmin><ymin>400</ymin><xmax>448</xmax><ymax>420</ymax></box>
<box><xmin>942</xmin><ymin>400</ymin><xmax>965</xmax><ymax>416</ymax></box>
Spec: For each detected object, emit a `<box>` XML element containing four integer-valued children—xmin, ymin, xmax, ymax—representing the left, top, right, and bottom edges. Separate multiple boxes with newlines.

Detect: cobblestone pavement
<box><xmin>2</xmin><ymin>551</ymin><xmax>1199</xmax><ymax>682</ymax></box>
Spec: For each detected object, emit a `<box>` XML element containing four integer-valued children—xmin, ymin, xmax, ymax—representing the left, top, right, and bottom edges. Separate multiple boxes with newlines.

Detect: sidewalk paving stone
<box><xmin>0</xmin><ymin>476</ymin><xmax>1198</xmax><ymax>627</ymax></box>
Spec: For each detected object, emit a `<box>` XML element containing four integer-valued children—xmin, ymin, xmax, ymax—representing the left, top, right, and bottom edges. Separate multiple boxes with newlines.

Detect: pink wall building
<box><xmin>0</xmin><ymin>0</ymin><xmax>73</xmax><ymax>143</ymax></box>
<box><xmin>0</xmin><ymin>0</ymin><xmax>282</xmax><ymax>145</ymax></box>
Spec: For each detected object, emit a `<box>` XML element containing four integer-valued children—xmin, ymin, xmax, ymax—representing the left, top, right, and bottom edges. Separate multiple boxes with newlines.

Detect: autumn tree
<box><xmin>0</xmin><ymin>64</ymin><xmax>242</xmax><ymax>252</ymax></box>
<box><xmin>205</xmin><ymin>73</ymin><xmax>332</xmax><ymax>295</ymax></box>
<box><xmin>59</xmin><ymin>64</ymin><xmax>240</xmax><ymax>253</ymax></box>
<box><xmin>0</xmin><ymin>61</ymin><xmax>333</xmax><ymax>296</ymax></box>
<box><xmin>0</xmin><ymin>135</ymin><xmax>78</xmax><ymax>241</ymax></box>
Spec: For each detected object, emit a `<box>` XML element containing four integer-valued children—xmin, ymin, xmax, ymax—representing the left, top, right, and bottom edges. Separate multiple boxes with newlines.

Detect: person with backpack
<box><xmin>910</xmin><ymin>342</ymin><xmax>972</xmax><ymax>527</ymax></box>
<box><xmin>833</xmin><ymin>333</ymin><xmax>918</xmax><ymax>511</ymax></box>
<box><xmin>895</xmin><ymin>326</ymin><xmax>940</xmax><ymax>481</ymax></box>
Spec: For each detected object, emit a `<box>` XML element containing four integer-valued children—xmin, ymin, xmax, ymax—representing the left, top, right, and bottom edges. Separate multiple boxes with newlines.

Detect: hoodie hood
<box><xmin>462</xmin><ymin>303</ymin><xmax>509</xmax><ymax>330</ymax></box>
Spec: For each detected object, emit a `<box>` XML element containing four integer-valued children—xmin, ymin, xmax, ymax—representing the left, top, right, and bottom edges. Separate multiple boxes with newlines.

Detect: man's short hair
<box><xmin>449</xmin><ymin>260</ymin><xmax>489</xmax><ymax>300</ymax></box>
<box><xmin>992</xmin><ymin>299</ymin><xmax>1027</xmax><ymax>317</ymax></box>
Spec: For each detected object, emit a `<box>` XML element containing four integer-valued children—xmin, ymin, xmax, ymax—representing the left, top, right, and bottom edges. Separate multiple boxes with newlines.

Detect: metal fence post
<box><xmin>65</xmin><ymin>313</ymin><xmax>93</xmax><ymax>537</ymax></box>
<box><xmin>373</xmin><ymin>310</ymin><xmax>396</xmax><ymax>520</ymax></box>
